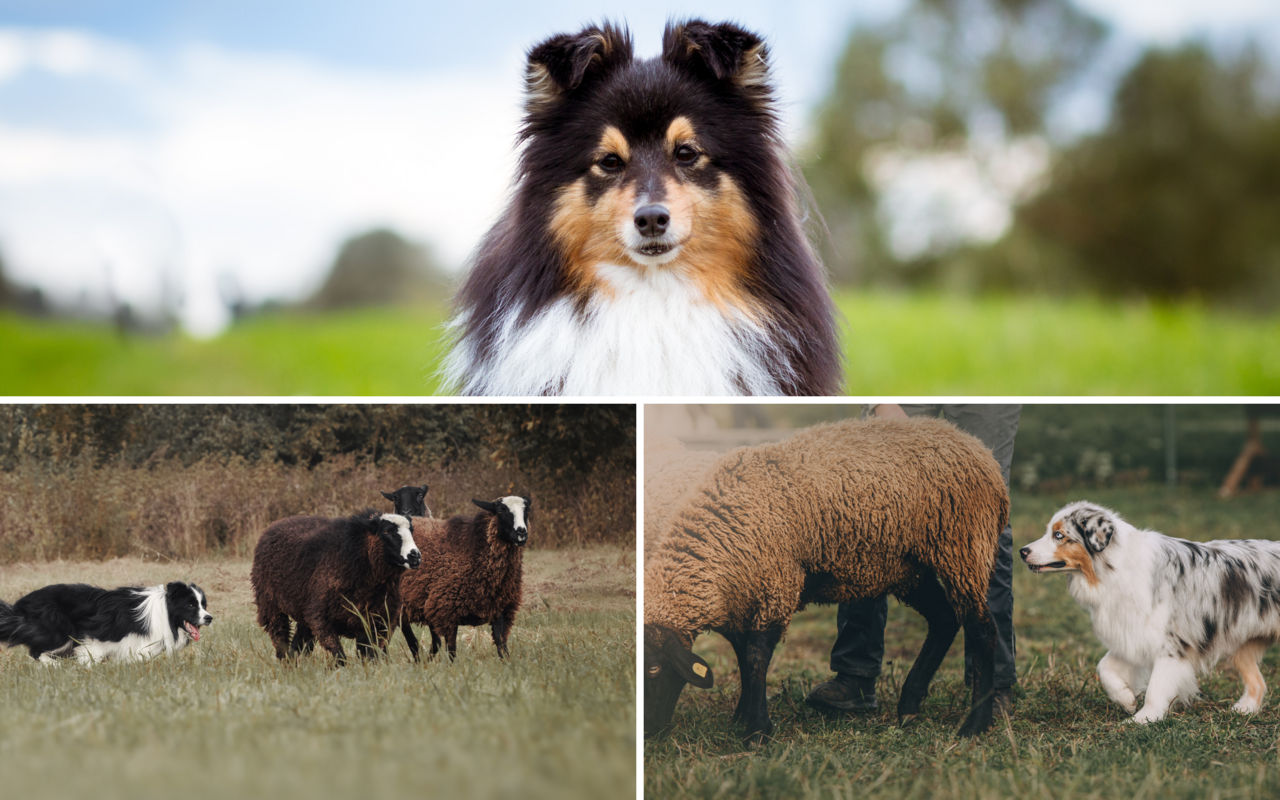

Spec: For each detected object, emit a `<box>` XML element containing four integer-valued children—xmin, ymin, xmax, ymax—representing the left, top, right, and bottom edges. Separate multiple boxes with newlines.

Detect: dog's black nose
<box><xmin>1019</xmin><ymin>546</ymin><xmax>1031</xmax><ymax>561</ymax></box>
<box><xmin>634</xmin><ymin>205</ymin><xmax>670</xmax><ymax>237</ymax></box>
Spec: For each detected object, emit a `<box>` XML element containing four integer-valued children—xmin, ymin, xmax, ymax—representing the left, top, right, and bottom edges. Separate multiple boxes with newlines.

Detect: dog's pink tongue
<box><xmin>185</xmin><ymin>621</ymin><xmax>201</xmax><ymax>642</ymax></box>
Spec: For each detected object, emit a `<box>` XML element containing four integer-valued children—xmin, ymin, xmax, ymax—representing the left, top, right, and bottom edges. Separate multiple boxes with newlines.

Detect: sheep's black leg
<box><xmin>444</xmin><ymin>625</ymin><xmax>459</xmax><ymax>660</ymax></box>
<box><xmin>428</xmin><ymin>627</ymin><xmax>442</xmax><ymax>659</ymax></box>
<box><xmin>957</xmin><ymin>611</ymin><xmax>997</xmax><ymax>737</ymax></box>
<box><xmin>737</xmin><ymin>625</ymin><xmax>784</xmax><ymax>748</ymax></box>
<box><xmin>718</xmin><ymin>629</ymin><xmax>751</xmax><ymax>722</ymax></box>
<box><xmin>259</xmin><ymin>609</ymin><xmax>292</xmax><ymax>660</ymax></box>
<box><xmin>491</xmin><ymin>613</ymin><xmax>509</xmax><ymax>658</ymax></box>
<box><xmin>401</xmin><ymin>618</ymin><xmax>420</xmax><ymax>662</ymax></box>
<box><xmin>290</xmin><ymin>623</ymin><xmax>315</xmax><ymax>657</ymax></box>
<box><xmin>896</xmin><ymin>573</ymin><xmax>961</xmax><ymax>724</ymax></box>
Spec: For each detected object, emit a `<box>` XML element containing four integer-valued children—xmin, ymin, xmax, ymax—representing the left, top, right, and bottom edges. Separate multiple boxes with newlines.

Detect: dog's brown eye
<box><xmin>675</xmin><ymin>145</ymin><xmax>699</xmax><ymax>164</ymax></box>
<box><xmin>599</xmin><ymin>154</ymin><xmax>624</xmax><ymax>172</ymax></box>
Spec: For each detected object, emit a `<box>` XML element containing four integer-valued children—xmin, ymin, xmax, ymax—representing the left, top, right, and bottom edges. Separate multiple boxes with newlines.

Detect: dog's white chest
<box><xmin>445</xmin><ymin>264</ymin><xmax>791</xmax><ymax>396</ymax></box>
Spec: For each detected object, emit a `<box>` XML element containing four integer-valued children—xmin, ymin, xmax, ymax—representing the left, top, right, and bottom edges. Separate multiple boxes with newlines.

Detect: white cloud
<box><xmin>0</xmin><ymin>29</ymin><xmax>523</xmax><ymax>335</ymax></box>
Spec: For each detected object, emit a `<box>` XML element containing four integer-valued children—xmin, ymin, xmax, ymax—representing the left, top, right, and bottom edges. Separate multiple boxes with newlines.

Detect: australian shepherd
<box><xmin>1022</xmin><ymin>501</ymin><xmax>1280</xmax><ymax>722</ymax></box>
<box><xmin>441</xmin><ymin>20</ymin><xmax>841</xmax><ymax>396</ymax></box>
<box><xmin>0</xmin><ymin>581</ymin><xmax>213</xmax><ymax>664</ymax></box>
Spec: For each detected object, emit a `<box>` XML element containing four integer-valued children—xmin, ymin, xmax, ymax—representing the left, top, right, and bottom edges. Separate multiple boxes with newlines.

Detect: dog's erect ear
<box><xmin>1072</xmin><ymin>506</ymin><xmax>1116</xmax><ymax>553</ymax></box>
<box><xmin>526</xmin><ymin>24</ymin><xmax>633</xmax><ymax>113</ymax></box>
<box><xmin>472</xmin><ymin>499</ymin><xmax>500</xmax><ymax>514</ymax></box>
<box><xmin>661</xmin><ymin>636</ymin><xmax>714</xmax><ymax>689</ymax></box>
<box><xmin>662</xmin><ymin>20</ymin><xmax>772</xmax><ymax>103</ymax></box>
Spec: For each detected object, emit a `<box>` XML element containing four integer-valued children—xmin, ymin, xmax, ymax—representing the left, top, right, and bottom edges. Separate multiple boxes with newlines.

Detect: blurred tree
<box><xmin>805</xmin><ymin>0</ymin><xmax>1106</xmax><ymax>285</ymax></box>
<box><xmin>1016</xmin><ymin>43</ymin><xmax>1280</xmax><ymax>301</ymax></box>
<box><xmin>308</xmin><ymin>228</ymin><xmax>452</xmax><ymax>310</ymax></box>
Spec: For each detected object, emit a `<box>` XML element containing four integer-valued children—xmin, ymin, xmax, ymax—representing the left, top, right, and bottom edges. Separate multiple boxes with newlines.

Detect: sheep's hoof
<box><xmin>956</xmin><ymin>712</ymin><xmax>992</xmax><ymax>737</ymax></box>
<box><xmin>897</xmin><ymin>713</ymin><xmax>919</xmax><ymax>728</ymax></box>
<box><xmin>741</xmin><ymin>720</ymin><xmax>773</xmax><ymax>749</ymax></box>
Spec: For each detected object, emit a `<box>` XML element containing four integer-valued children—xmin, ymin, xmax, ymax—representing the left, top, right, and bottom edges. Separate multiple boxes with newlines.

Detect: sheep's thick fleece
<box><xmin>644</xmin><ymin>417</ymin><xmax>1008</xmax><ymax>636</ymax></box>
<box><xmin>643</xmin><ymin>435</ymin><xmax>723</xmax><ymax>561</ymax></box>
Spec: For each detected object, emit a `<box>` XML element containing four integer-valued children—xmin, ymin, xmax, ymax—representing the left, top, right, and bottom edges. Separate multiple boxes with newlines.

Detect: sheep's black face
<box><xmin>644</xmin><ymin>625</ymin><xmax>713</xmax><ymax>738</ymax></box>
<box><xmin>473</xmin><ymin>496</ymin><xmax>532</xmax><ymax>547</ymax></box>
<box><xmin>383</xmin><ymin>484</ymin><xmax>430</xmax><ymax>518</ymax></box>
<box><xmin>378</xmin><ymin>514</ymin><xmax>421</xmax><ymax>569</ymax></box>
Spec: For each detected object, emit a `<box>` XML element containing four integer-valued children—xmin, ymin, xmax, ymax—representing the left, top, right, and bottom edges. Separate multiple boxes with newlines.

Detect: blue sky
<box><xmin>2</xmin><ymin>0</ymin><xmax>1278</xmax><ymax>334</ymax></box>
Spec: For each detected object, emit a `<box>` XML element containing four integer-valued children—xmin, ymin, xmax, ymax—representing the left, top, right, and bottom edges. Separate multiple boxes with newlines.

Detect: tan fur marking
<box><xmin>1054</xmin><ymin>539</ymin><xmax>1098</xmax><ymax>586</ymax></box>
<box><xmin>671</xmin><ymin>172</ymin><xmax>759</xmax><ymax>314</ymax></box>
<box><xmin>1232</xmin><ymin>639</ymin><xmax>1269</xmax><ymax>706</ymax></box>
<box><xmin>737</xmin><ymin>44</ymin><xmax>770</xmax><ymax>91</ymax></box>
<box><xmin>666</xmin><ymin>117</ymin><xmax>697</xmax><ymax>150</ymax></box>
<box><xmin>549</xmin><ymin>180</ymin><xmax>631</xmax><ymax>297</ymax></box>
<box><xmin>596</xmin><ymin>126</ymin><xmax>631</xmax><ymax>164</ymax></box>
<box><xmin>1052</xmin><ymin>521</ymin><xmax>1064</xmax><ymax>534</ymax></box>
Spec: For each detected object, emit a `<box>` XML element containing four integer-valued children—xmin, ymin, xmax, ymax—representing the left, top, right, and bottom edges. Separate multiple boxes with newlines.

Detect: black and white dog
<box><xmin>0</xmin><ymin>581</ymin><xmax>213</xmax><ymax>664</ymax></box>
<box><xmin>1022</xmin><ymin>501</ymin><xmax>1280</xmax><ymax>722</ymax></box>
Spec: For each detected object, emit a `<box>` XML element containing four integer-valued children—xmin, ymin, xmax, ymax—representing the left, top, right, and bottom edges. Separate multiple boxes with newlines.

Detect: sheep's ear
<box><xmin>661</xmin><ymin>637</ymin><xmax>713</xmax><ymax>689</ymax></box>
<box><xmin>420</xmin><ymin>485</ymin><xmax>429</xmax><ymax>494</ymax></box>
<box><xmin>473</xmin><ymin>499</ymin><xmax>499</xmax><ymax>514</ymax></box>
<box><xmin>661</xmin><ymin>20</ymin><xmax>772</xmax><ymax>106</ymax></box>
<box><xmin>1072</xmin><ymin>507</ymin><xmax>1116</xmax><ymax>553</ymax></box>
<box><xmin>525</xmin><ymin>23</ymin><xmax>632</xmax><ymax>114</ymax></box>
<box><xmin>381</xmin><ymin>491</ymin><xmax>394</xmax><ymax>502</ymax></box>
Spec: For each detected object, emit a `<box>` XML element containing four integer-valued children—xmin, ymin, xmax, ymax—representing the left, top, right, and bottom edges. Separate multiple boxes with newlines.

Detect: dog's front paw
<box><xmin>1129</xmin><ymin>708</ymin><xmax>1164</xmax><ymax>724</ymax></box>
<box><xmin>1232</xmin><ymin>699</ymin><xmax>1262</xmax><ymax>715</ymax></box>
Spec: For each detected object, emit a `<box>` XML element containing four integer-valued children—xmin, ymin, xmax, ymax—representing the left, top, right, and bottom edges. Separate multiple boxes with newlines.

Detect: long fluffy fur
<box><xmin>250</xmin><ymin>510</ymin><xmax>419</xmax><ymax>663</ymax></box>
<box><xmin>0</xmin><ymin>581</ymin><xmax>212</xmax><ymax>664</ymax></box>
<box><xmin>1023</xmin><ymin>501</ymin><xmax>1280</xmax><ymax>722</ymax></box>
<box><xmin>442</xmin><ymin>19</ymin><xmax>840</xmax><ymax>396</ymax></box>
<box><xmin>644</xmin><ymin>417</ymin><xmax>1009</xmax><ymax>739</ymax></box>
<box><xmin>399</xmin><ymin>497</ymin><xmax>530</xmax><ymax>660</ymax></box>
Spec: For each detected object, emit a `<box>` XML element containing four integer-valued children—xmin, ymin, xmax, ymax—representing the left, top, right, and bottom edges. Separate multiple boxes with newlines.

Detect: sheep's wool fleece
<box><xmin>643</xmin><ymin>435</ymin><xmax>724</xmax><ymax>562</ymax></box>
<box><xmin>400</xmin><ymin>514</ymin><xmax>522</xmax><ymax>629</ymax></box>
<box><xmin>644</xmin><ymin>417</ymin><xmax>1008</xmax><ymax>636</ymax></box>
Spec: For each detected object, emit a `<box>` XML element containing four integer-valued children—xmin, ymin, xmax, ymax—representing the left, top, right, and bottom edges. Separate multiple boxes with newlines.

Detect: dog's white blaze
<box><xmin>192</xmin><ymin>585</ymin><xmax>213</xmax><ymax>625</ymax></box>
<box><xmin>441</xmin><ymin>265</ymin><xmax>795</xmax><ymax>396</ymax></box>
<box><xmin>67</xmin><ymin>585</ymin><xmax>193</xmax><ymax>664</ymax></box>
<box><xmin>382</xmin><ymin>514</ymin><xmax>419</xmax><ymax>565</ymax></box>
<box><xmin>501</xmin><ymin>496</ymin><xmax>527</xmax><ymax>531</ymax></box>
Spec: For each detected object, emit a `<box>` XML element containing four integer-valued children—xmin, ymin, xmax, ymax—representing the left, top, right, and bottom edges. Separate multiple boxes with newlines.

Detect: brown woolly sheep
<box><xmin>251</xmin><ymin>510</ymin><xmax>420</xmax><ymax>665</ymax></box>
<box><xmin>382</xmin><ymin>484</ymin><xmax>430</xmax><ymax>518</ymax></box>
<box><xmin>643</xmin><ymin>435</ymin><xmax>722</xmax><ymax>563</ymax></box>
<box><xmin>399</xmin><ymin>497</ymin><xmax>530</xmax><ymax>660</ymax></box>
<box><xmin>644</xmin><ymin>417</ymin><xmax>1009</xmax><ymax>745</ymax></box>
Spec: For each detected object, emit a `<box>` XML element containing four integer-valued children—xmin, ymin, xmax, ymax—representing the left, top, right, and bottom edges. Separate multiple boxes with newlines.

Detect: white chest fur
<box><xmin>443</xmin><ymin>264</ymin><xmax>793</xmax><ymax>396</ymax></box>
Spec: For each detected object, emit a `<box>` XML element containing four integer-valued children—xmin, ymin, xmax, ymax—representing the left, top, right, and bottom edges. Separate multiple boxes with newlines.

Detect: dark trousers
<box><xmin>830</xmin><ymin>404</ymin><xmax>1021</xmax><ymax>689</ymax></box>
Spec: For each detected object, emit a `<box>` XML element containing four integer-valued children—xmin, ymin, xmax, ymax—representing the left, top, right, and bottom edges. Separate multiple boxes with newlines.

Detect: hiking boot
<box><xmin>805</xmin><ymin>672</ymin><xmax>877</xmax><ymax>712</ymax></box>
<box><xmin>993</xmin><ymin>685</ymin><xmax>1015</xmax><ymax>719</ymax></box>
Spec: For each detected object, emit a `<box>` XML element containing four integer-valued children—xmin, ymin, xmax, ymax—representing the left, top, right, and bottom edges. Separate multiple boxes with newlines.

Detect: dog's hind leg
<box><xmin>1098</xmin><ymin>651</ymin><xmax>1141</xmax><ymax>714</ymax></box>
<box><xmin>1131</xmin><ymin>656</ymin><xmax>1198</xmax><ymax>723</ymax></box>
<box><xmin>1231</xmin><ymin>639</ymin><xmax>1268</xmax><ymax>714</ymax></box>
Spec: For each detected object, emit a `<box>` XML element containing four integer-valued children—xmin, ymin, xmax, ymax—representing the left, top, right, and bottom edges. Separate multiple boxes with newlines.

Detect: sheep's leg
<box><xmin>353</xmin><ymin>627</ymin><xmax>379</xmax><ymax>661</ymax></box>
<box><xmin>307</xmin><ymin>611</ymin><xmax>347</xmax><ymax>666</ymax></box>
<box><xmin>718</xmin><ymin>629</ymin><xmax>752</xmax><ymax>722</ymax></box>
<box><xmin>737</xmin><ymin>625</ymin><xmax>784</xmax><ymax>748</ymax></box>
<box><xmin>289</xmin><ymin>623</ymin><xmax>315</xmax><ymax>657</ymax></box>
<box><xmin>401</xmin><ymin>618</ymin><xmax>421</xmax><ymax>662</ymax></box>
<box><xmin>491</xmin><ymin>612</ymin><xmax>511</xmax><ymax>658</ymax></box>
<box><xmin>258</xmin><ymin>608</ymin><xmax>293</xmax><ymax>661</ymax></box>
<box><xmin>896</xmin><ymin>574</ymin><xmax>962</xmax><ymax>724</ymax></box>
<box><xmin>957</xmin><ymin>610</ymin><xmax>998</xmax><ymax>737</ymax></box>
<box><xmin>428</xmin><ymin>627</ymin><xmax>443</xmax><ymax>659</ymax></box>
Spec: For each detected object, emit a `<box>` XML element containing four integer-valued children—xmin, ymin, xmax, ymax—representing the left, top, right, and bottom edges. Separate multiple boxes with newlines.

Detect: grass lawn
<box><xmin>0</xmin><ymin>547</ymin><xmax>636</xmax><ymax>800</ymax></box>
<box><xmin>644</xmin><ymin>486</ymin><xmax>1280</xmax><ymax>800</ymax></box>
<box><xmin>1</xmin><ymin>292</ymin><xmax>1275</xmax><ymax>395</ymax></box>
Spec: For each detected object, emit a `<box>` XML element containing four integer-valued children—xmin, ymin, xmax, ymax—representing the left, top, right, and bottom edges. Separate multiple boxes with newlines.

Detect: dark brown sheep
<box><xmin>251</xmin><ymin>510</ymin><xmax>420</xmax><ymax>664</ymax></box>
<box><xmin>381</xmin><ymin>484</ymin><xmax>430</xmax><ymax>518</ymax></box>
<box><xmin>644</xmin><ymin>417</ymin><xmax>1009</xmax><ymax>744</ymax></box>
<box><xmin>399</xmin><ymin>497</ymin><xmax>530</xmax><ymax>660</ymax></box>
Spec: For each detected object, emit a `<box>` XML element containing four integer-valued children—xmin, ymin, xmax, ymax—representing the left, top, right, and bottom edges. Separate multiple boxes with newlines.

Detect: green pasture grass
<box><xmin>0</xmin><ymin>547</ymin><xmax>636</xmax><ymax>800</ymax></box>
<box><xmin>645</xmin><ymin>487</ymin><xmax>1280</xmax><ymax>800</ymax></box>
<box><xmin>2</xmin><ymin>292</ymin><xmax>1276</xmax><ymax>395</ymax></box>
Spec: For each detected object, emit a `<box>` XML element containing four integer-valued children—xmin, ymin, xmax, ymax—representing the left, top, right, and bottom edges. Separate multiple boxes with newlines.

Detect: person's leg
<box><xmin>941</xmin><ymin>405</ymin><xmax>1021</xmax><ymax>700</ymax></box>
<box><xmin>806</xmin><ymin>596</ymin><xmax>886</xmax><ymax>711</ymax></box>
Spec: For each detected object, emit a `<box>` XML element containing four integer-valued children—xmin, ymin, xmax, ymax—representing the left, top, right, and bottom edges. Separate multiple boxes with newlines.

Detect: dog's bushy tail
<box><xmin>0</xmin><ymin>598</ymin><xmax>22</xmax><ymax>645</ymax></box>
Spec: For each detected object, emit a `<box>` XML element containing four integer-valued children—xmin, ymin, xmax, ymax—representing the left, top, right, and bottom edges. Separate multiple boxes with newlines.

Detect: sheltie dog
<box><xmin>0</xmin><ymin>581</ymin><xmax>213</xmax><ymax>664</ymax></box>
<box><xmin>441</xmin><ymin>20</ymin><xmax>841</xmax><ymax>396</ymax></box>
<box><xmin>1022</xmin><ymin>501</ymin><xmax>1280</xmax><ymax>722</ymax></box>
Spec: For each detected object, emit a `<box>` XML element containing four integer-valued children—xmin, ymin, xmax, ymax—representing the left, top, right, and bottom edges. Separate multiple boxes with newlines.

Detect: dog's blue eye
<box><xmin>675</xmin><ymin>145</ymin><xmax>698</xmax><ymax>164</ymax></box>
<box><xmin>599</xmin><ymin>154</ymin><xmax>624</xmax><ymax>172</ymax></box>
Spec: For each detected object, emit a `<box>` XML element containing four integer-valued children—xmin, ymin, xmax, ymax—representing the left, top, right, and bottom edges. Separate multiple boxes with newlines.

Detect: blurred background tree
<box><xmin>806</xmin><ymin>0</ymin><xmax>1280</xmax><ymax>307</ymax></box>
<box><xmin>306</xmin><ymin>228</ymin><xmax>452</xmax><ymax>310</ymax></box>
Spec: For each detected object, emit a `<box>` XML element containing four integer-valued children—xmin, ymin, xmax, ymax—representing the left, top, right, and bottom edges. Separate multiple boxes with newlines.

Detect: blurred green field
<box><xmin>645</xmin><ymin>486</ymin><xmax>1280</xmax><ymax>800</ymax></box>
<box><xmin>0</xmin><ymin>547</ymin><xmax>636</xmax><ymax>800</ymax></box>
<box><xmin>0</xmin><ymin>292</ymin><xmax>1276</xmax><ymax>395</ymax></box>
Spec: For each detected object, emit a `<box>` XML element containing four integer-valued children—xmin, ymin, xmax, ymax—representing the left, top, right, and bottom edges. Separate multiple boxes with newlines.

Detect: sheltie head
<box><xmin>448</xmin><ymin>19</ymin><xmax>841</xmax><ymax>396</ymax></box>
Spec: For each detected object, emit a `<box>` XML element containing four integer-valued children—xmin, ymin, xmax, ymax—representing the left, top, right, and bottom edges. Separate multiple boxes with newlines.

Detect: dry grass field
<box><xmin>0</xmin><ymin>547</ymin><xmax>636</xmax><ymax>800</ymax></box>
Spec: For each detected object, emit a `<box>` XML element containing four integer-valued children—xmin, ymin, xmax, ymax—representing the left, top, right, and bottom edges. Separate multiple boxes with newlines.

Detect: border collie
<box><xmin>1022</xmin><ymin>501</ymin><xmax>1280</xmax><ymax>722</ymax></box>
<box><xmin>0</xmin><ymin>581</ymin><xmax>213</xmax><ymax>664</ymax></box>
<box><xmin>441</xmin><ymin>19</ymin><xmax>841</xmax><ymax>396</ymax></box>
